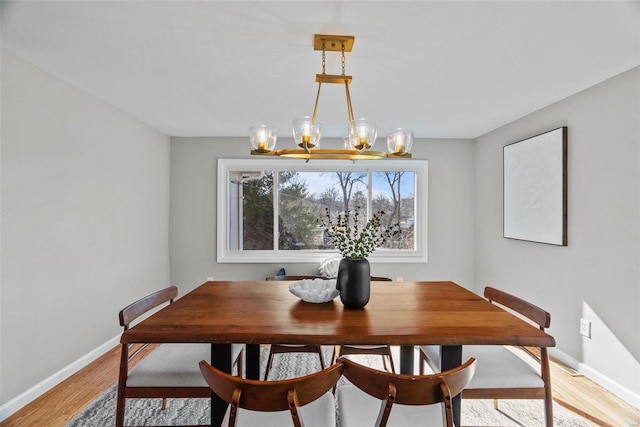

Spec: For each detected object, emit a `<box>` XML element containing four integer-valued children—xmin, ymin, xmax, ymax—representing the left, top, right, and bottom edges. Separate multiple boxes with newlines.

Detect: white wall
<box><xmin>169</xmin><ymin>137</ymin><xmax>476</xmax><ymax>294</ymax></box>
<box><xmin>475</xmin><ymin>66</ymin><xmax>640</xmax><ymax>405</ymax></box>
<box><xmin>0</xmin><ymin>51</ymin><xmax>171</xmax><ymax>409</ymax></box>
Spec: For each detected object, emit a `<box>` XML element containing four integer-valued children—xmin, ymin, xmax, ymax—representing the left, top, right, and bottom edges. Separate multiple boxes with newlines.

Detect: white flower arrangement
<box><xmin>318</xmin><ymin>206</ymin><xmax>400</xmax><ymax>259</ymax></box>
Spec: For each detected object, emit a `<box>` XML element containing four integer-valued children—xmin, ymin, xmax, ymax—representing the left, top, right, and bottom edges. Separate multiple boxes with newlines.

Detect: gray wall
<box><xmin>2</xmin><ymin>49</ymin><xmax>638</xmax><ymax>412</ymax></box>
<box><xmin>0</xmin><ymin>51</ymin><xmax>171</xmax><ymax>405</ymax></box>
<box><xmin>169</xmin><ymin>137</ymin><xmax>476</xmax><ymax>293</ymax></box>
<box><xmin>475</xmin><ymin>66</ymin><xmax>640</xmax><ymax>400</ymax></box>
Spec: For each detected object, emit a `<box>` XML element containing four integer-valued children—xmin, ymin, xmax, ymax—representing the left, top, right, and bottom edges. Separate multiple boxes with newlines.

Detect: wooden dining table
<box><xmin>121</xmin><ymin>280</ymin><xmax>555</xmax><ymax>427</ymax></box>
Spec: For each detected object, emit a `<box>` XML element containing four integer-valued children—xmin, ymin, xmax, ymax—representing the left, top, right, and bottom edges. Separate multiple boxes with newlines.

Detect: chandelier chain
<box><xmin>321</xmin><ymin>43</ymin><xmax>326</xmax><ymax>74</ymax></box>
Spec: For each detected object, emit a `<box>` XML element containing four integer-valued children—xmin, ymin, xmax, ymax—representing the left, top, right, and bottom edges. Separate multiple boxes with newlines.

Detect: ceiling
<box><xmin>2</xmin><ymin>1</ymin><xmax>639</xmax><ymax>139</ymax></box>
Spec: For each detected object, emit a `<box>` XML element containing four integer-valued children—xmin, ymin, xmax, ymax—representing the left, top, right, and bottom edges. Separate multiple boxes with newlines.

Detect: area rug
<box><xmin>67</xmin><ymin>347</ymin><xmax>592</xmax><ymax>426</ymax></box>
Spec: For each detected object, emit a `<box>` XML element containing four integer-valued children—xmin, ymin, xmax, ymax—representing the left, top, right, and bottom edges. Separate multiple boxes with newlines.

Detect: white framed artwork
<box><xmin>503</xmin><ymin>127</ymin><xmax>567</xmax><ymax>246</ymax></box>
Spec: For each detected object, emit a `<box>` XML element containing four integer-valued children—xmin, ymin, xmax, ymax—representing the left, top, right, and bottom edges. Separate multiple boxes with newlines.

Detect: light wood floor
<box><xmin>1</xmin><ymin>345</ymin><xmax>639</xmax><ymax>427</ymax></box>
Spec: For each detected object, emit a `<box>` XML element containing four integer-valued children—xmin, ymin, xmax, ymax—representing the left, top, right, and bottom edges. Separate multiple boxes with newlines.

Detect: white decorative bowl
<box><xmin>289</xmin><ymin>279</ymin><xmax>339</xmax><ymax>303</ymax></box>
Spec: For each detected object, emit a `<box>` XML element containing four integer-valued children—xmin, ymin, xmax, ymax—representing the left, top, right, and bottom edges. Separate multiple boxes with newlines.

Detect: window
<box><xmin>217</xmin><ymin>158</ymin><xmax>428</xmax><ymax>263</ymax></box>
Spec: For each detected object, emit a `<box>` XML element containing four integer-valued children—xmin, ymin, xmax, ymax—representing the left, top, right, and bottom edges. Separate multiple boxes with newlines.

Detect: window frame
<box><xmin>217</xmin><ymin>158</ymin><xmax>428</xmax><ymax>263</ymax></box>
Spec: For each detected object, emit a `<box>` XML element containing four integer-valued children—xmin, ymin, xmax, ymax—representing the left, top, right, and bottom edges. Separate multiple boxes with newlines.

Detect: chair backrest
<box><xmin>339</xmin><ymin>356</ymin><xmax>476</xmax><ymax>427</ymax></box>
<box><xmin>119</xmin><ymin>286</ymin><xmax>178</xmax><ymax>330</ymax></box>
<box><xmin>265</xmin><ymin>275</ymin><xmax>328</xmax><ymax>281</ymax></box>
<box><xmin>484</xmin><ymin>286</ymin><xmax>550</xmax><ymax>330</ymax></box>
<box><xmin>199</xmin><ymin>360</ymin><xmax>344</xmax><ymax>427</ymax></box>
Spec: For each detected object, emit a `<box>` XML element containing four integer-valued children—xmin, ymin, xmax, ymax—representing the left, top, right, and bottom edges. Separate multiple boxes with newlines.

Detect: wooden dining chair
<box><xmin>115</xmin><ymin>286</ymin><xmax>244</xmax><ymax>427</ymax></box>
<box><xmin>337</xmin><ymin>356</ymin><xmax>476</xmax><ymax>426</ymax></box>
<box><xmin>332</xmin><ymin>276</ymin><xmax>396</xmax><ymax>372</ymax></box>
<box><xmin>199</xmin><ymin>359</ymin><xmax>344</xmax><ymax>427</ymax></box>
<box><xmin>263</xmin><ymin>275</ymin><xmax>328</xmax><ymax>380</ymax></box>
<box><xmin>419</xmin><ymin>286</ymin><xmax>554</xmax><ymax>427</ymax></box>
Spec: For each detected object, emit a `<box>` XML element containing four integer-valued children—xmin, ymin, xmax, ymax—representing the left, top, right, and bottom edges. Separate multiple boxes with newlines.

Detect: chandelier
<box><xmin>250</xmin><ymin>34</ymin><xmax>413</xmax><ymax>160</ymax></box>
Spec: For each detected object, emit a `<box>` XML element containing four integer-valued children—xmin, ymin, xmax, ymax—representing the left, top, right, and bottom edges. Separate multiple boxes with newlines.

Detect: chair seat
<box><xmin>275</xmin><ymin>344</ymin><xmax>309</xmax><ymax>348</ymax></box>
<box><xmin>338</xmin><ymin>384</ymin><xmax>443</xmax><ymax>426</ymax></box>
<box><xmin>336</xmin><ymin>344</ymin><xmax>395</xmax><ymax>373</ymax></box>
<box><xmin>222</xmin><ymin>391</ymin><xmax>336</xmax><ymax>427</ymax></box>
<box><xmin>421</xmin><ymin>345</ymin><xmax>544</xmax><ymax>389</ymax></box>
<box><xmin>128</xmin><ymin>343</ymin><xmax>243</xmax><ymax>387</ymax></box>
<box><xmin>343</xmin><ymin>344</ymin><xmax>386</xmax><ymax>349</ymax></box>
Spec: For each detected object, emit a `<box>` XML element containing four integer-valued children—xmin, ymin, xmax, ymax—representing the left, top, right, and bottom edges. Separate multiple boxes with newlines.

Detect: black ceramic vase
<box><xmin>336</xmin><ymin>258</ymin><xmax>371</xmax><ymax>309</ymax></box>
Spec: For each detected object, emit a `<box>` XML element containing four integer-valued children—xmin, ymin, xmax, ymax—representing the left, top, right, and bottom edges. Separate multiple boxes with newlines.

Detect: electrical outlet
<box><xmin>206</xmin><ymin>276</ymin><xmax>214</xmax><ymax>282</ymax></box>
<box><xmin>396</xmin><ymin>277</ymin><xmax>404</xmax><ymax>282</ymax></box>
<box><xmin>579</xmin><ymin>318</ymin><xmax>591</xmax><ymax>338</ymax></box>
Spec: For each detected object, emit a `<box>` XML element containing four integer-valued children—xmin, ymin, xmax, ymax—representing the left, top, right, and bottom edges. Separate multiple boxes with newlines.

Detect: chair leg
<box><xmin>316</xmin><ymin>346</ymin><xmax>325</xmax><ymax>369</ymax></box>
<box><xmin>161</xmin><ymin>398</ymin><xmax>167</xmax><ymax>410</ymax></box>
<box><xmin>115</xmin><ymin>393</ymin><xmax>126</xmax><ymax>426</ymax></box>
<box><xmin>263</xmin><ymin>347</ymin><xmax>276</xmax><ymax>380</ymax></box>
<box><xmin>115</xmin><ymin>345</ymin><xmax>129</xmax><ymax>427</ymax></box>
<box><xmin>541</xmin><ymin>348</ymin><xmax>554</xmax><ymax>427</ymax></box>
<box><xmin>493</xmin><ymin>399</ymin><xmax>499</xmax><ymax>410</ymax></box>
<box><xmin>544</xmin><ymin>394</ymin><xmax>553</xmax><ymax>427</ymax></box>
<box><xmin>234</xmin><ymin>349</ymin><xmax>244</xmax><ymax>377</ymax></box>
<box><xmin>330</xmin><ymin>345</ymin><xmax>338</xmax><ymax>365</ymax></box>
<box><xmin>386</xmin><ymin>348</ymin><xmax>396</xmax><ymax>373</ymax></box>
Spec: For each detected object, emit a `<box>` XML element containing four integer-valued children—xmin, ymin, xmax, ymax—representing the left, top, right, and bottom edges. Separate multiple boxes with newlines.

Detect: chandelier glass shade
<box><xmin>292</xmin><ymin>116</ymin><xmax>321</xmax><ymax>151</ymax></box>
<box><xmin>250</xmin><ymin>34</ymin><xmax>412</xmax><ymax>160</ymax></box>
<box><xmin>387</xmin><ymin>128</ymin><xmax>414</xmax><ymax>155</ymax></box>
<box><xmin>348</xmin><ymin>118</ymin><xmax>377</xmax><ymax>150</ymax></box>
<box><xmin>249</xmin><ymin>125</ymin><xmax>277</xmax><ymax>153</ymax></box>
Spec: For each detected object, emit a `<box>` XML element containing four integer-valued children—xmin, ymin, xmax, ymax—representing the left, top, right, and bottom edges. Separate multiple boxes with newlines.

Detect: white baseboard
<box><xmin>0</xmin><ymin>334</ymin><xmax>120</xmax><ymax>422</ymax></box>
<box><xmin>550</xmin><ymin>348</ymin><xmax>640</xmax><ymax>410</ymax></box>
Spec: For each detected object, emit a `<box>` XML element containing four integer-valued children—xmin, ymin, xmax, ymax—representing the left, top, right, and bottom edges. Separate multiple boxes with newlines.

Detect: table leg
<box><xmin>211</xmin><ymin>344</ymin><xmax>231</xmax><ymax>427</ymax></box>
<box><xmin>246</xmin><ymin>344</ymin><xmax>260</xmax><ymax>380</ymax></box>
<box><xmin>441</xmin><ymin>345</ymin><xmax>463</xmax><ymax>427</ymax></box>
<box><xmin>400</xmin><ymin>345</ymin><xmax>414</xmax><ymax>374</ymax></box>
